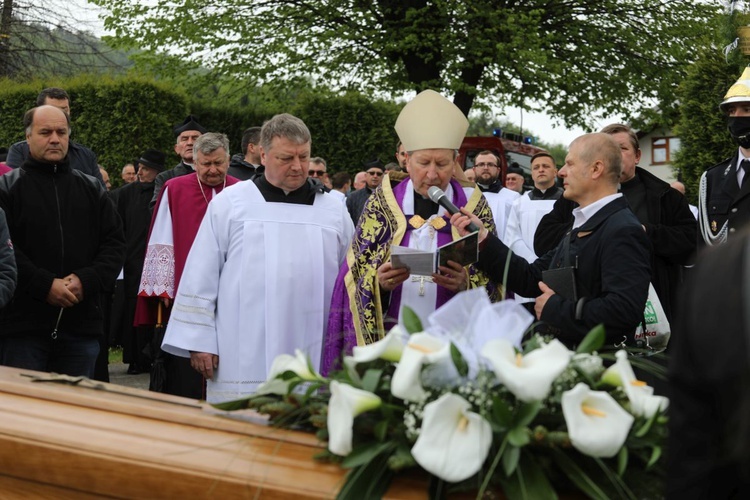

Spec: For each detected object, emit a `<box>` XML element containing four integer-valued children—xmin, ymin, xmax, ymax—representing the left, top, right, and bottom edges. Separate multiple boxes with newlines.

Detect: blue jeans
<box><xmin>0</xmin><ymin>331</ymin><xmax>100</xmax><ymax>378</ymax></box>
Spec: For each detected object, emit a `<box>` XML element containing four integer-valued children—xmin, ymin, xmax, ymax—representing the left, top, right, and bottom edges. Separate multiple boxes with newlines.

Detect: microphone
<box><xmin>427</xmin><ymin>186</ymin><xmax>480</xmax><ymax>233</ymax></box>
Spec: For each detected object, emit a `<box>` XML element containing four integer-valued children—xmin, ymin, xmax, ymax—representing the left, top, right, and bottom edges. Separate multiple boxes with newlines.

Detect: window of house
<box><xmin>651</xmin><ymin>137</ymin><xmax>681</xmax><ymax>165</ymax></box>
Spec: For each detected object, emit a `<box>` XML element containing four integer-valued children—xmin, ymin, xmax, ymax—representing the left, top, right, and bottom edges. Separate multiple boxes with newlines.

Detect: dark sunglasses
<box><xmin>309</xmin><ymin>169</ymin><xmax>326</xmax><ymax>176</ymax></box>
<box><xmin>367</xmin><ymin>171</ymin><xmax>383</xmax><ymax>176</ymax></box>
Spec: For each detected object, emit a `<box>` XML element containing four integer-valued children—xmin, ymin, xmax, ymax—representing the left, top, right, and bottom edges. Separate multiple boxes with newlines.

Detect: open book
<box><xmin>390</xmin><ymin>231</ymin><xmax>479</xmax><ymax>276</ymax></box>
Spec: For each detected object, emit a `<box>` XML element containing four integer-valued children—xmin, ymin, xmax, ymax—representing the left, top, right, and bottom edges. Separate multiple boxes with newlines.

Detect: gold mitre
<box><xmin>395</xmin><ymin>90</ymin><xmax>469</xmax><ymax>152</ymax></box>
<box><xmin>721</xmin><ymin>66</ymin><xmax>750</xmax><ymax>112</ymax></box>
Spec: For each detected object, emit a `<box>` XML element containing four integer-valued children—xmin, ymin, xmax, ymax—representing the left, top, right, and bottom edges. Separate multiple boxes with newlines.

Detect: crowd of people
<box><xmin>1</xmin><ymin>72</ymin><xmax>750</xmax><ymax>495</ymax></box>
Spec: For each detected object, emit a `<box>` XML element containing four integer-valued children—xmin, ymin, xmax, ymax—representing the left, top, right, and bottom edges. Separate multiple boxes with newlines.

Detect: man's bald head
<box><xmin>570</xmin><ymin>133</ymin><xmax>622</xmax><ymax>186</ymax></box>
<box><xmin>23</xmin><ymin>105</ymin><xmax>70</xmax><ymax>163</ymax></box>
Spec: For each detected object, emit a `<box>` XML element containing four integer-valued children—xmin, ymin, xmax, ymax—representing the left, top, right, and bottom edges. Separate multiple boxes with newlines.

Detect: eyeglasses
<box><xmin>308</xmin><ymin>169</ymin><xmax>326</xmax><ymax>177</ymax></box>
<box><xmin>367</xmin><ymin>171</ymin><xmax>383</xmax><ymax>176</ymax></box>
<box><xmin>474</xmin><ymin>162</ymin><xmax>498</xmax><ymax>169</ymax></box>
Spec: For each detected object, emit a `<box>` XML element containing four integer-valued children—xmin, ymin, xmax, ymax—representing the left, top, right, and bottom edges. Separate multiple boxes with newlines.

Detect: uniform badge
<box><xmin>711</xmin><ymin>220</ymin><xmax>717</xmax><ymax>233</ymax></box>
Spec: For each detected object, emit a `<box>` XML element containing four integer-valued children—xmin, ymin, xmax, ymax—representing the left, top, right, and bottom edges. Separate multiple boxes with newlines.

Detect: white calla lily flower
<box><xmin>411</xmin><ymin>393</ymin><xmax>492</xmax><ymax>482</ymax></box>
<box><xmin>482</xmin><ymin>338</ymin><xmax>572</xmax><ymax>402</ymax></box>
<box><xmin>427</xmin><ymin>291</ymin><xmax>532</xmax><ymax>378</ymax></box>
<box><xmin>391</xmin><ymin>333</ymin><xmax>451</xmax><ymax>402</ymax></box>
<box><xmin>352</xmin><ymin>325</ymin><xmax>408</xmax><ymax>363</ymax></box>
<box><xmin>327</xmin><ymin>381</ymin><xmax>382</xmax><ymax>456</ymax></box>
<box><xmin>601</xmin><ymin>350</ymin><xmax>669</xmax><ymax>418</ymax></box>
<box><xmin>562</xmin><ymin>383</ymin><xmax>634</xmax><ymax>458</ymax></box>
<box><xmin>255</xmin><ymin>349</ymin><xmax>321</xmax><ymax>395</ymax></box>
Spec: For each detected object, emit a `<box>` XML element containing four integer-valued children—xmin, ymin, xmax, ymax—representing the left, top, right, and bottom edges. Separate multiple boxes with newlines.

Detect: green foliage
<box><xmin>0</xmin><ymin>75</ymin><xmax>188</xmax><ymax>189</ymax></box>
<box><xmin>293</xmin><ymin>92</ymin><xmax>401</xmax><ymax>173</ymax></box>
<box><xmin>92</xmin><ymin>0</ymin><xmax>722</xmax><ymax>125</ymax></box>
<box><xmin>673</xmin><ymin>44</ymin><xmax>741</xmax><ymax>203</ymax></box>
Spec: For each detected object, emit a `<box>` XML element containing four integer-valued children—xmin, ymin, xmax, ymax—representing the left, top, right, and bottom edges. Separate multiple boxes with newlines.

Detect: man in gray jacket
<box><xmin>0</xmin><ymin>208</ymin><xmax>15</xmax><ymax>308</ymax></box>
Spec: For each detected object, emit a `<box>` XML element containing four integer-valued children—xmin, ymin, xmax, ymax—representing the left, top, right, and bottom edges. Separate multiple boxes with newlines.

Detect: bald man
<box><xmin>452</xmin><ymin>133</ymin><xmax>651</xmax><ymax>348</ymax></box>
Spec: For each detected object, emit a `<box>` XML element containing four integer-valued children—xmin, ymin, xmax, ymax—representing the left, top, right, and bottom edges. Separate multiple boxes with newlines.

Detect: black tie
<box><xmin>742</xmin><ymin>159</ymin><xmax>750</xmax><ymax>189</ymax></box>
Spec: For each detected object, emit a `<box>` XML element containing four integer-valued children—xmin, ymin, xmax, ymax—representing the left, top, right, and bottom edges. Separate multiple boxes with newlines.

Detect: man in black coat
<box><xmin>0</xmin><ymin>208</ymin><xmax>15</xmax><ymax>309</ymax></box>
<box><xmin>699</xmin><ymin>67</ymin><xmax>750</xmax><ymax>247</ymax></box>
<box><xmin>668</xmin><ymin>230</ymin><xmax>750</xmax><ymax>498</ymax></box>
<box><xmin>113</xmin><ymin>149</ymin><xmax>166</xmax><ymax>373</ymax></box>
<box><xmin>228</xmin><ymin>126</ymin><xmax>264</xmax><ymax>181</ymax></box>
<box><xmin>452</xmin><ymin>133</ymin><xmax>651</xmax><ymax>347</ymax></box>
<box><xmin>149</xmin><ymin>115</ymin><xmax>207</xmax><ymax>209</ymax></box>
<box><xmin>534</xmin><ymin>124</ymin><xmax>695</xmax><ymax>323</ymax></box>
<box><xmin>346</xmin><ymin>160</ymin><xmax>384</xmax><ymax>226</ymax></box>
<box><xmin>0</xmin><ymin>105</ymin><xmax>124</xmax><ymax>378</ymax></box>
<box><xmin>5</xmin><ymin>87</ymin><xmax>104</xmax><ymax>187</ymax></box>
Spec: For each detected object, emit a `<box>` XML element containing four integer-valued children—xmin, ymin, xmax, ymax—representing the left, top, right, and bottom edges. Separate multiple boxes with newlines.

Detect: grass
<box><xmin>108</xmin><ymin>346</ymin><xmax>123</xmax><ymax>364</ymax></box>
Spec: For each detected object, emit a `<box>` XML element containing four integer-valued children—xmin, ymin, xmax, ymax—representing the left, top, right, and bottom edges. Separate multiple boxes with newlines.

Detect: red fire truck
<box><xmin>458</xmin><ymin>130</ymin><xmax>548</xmax><ymax>186</ymax></box>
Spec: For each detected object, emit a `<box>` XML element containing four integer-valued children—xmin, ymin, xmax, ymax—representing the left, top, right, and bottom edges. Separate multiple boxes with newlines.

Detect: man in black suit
<box><xmin>451</xmin><ymin>133</ymin><xmax>651</xmax><ymax>347</ymax></box>
<box><xmin>668</xmin><ymin>231</ymin><xmax>750</xmax><ymax>498</ymax></box>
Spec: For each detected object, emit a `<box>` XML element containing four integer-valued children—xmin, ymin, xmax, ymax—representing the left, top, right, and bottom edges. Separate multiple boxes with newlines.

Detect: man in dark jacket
<box><xmin>228</xmin><ymin>126</ymin><xmax>263</xmax><ymax>181</ymax></box>
<box><xmin>453</xmin><ymin>133</ymin><xmax>651</xmax><ymax>348</ymax></box>
<box><xmin>113</xmin><ymin>149</ymin><xmax>166</xmax><ymax>373</ymax></box>
<box><xmin>0</xmin><ymin>105</ymin><xmax>125</xmax><ymax>378</ymax></box>
<box><xmin>534</xmin><ymin>123</ymin><xmax>695</xmax><ymax>323</ymax></box>
<box><xmin>346</xmin><ymin>160</ymin><xmax>384</xmax><ymax>226</ymax></box>
<box><xmin>149</xmin><ymin>115</ymin><xmax>207</xmax><ymax>208</ymax></box>
<box><xmin>5</xmin><ymin>87</ymin><xmax>104</xmax><ymax>187</ymax></box>
<box><xmin>0</xmin><ymin>208</ymin><xmax>15</xmax><ymax>308</ymax></box>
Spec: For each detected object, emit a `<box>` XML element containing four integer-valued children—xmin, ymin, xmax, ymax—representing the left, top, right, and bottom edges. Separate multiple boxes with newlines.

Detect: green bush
<box><xmin>0</xmin><ymin>76</ymin><xmax>189</xmax><ymax>188</ymax></box>
<box><xmin>293</xmin><ymin>92</ymin><xmax>402</xmax><ymax>174</ymax></box>
<box><xmin>0</xmin><ymin>77</ymin><xmax>406</xmax><ymax>186</ymax></box>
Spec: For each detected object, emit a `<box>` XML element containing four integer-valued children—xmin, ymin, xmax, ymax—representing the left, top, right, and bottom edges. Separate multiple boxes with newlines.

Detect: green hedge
<box><xmin>0</xmin><ymin>77</ymin><xmax>404</xmax><ymax>187</ymax></box>
<box><xmin>293</xmin><ymin>92</ymin><xmax>402</xmax><ymax>174</ymax></box>
<box><xmin>0</xmin><ymin>75</ymin><xmax>188</xmax><ymax>188</ymax></box>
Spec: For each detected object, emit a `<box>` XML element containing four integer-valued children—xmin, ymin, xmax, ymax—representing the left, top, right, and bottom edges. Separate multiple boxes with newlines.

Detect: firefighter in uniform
<box><xmin>699</xmin><ymin>67</ymin><xmax>750</xmax><ymax>246</ymax></box>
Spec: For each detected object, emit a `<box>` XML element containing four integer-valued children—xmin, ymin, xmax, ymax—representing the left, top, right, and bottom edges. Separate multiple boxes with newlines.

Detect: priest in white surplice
<box><xmin>162</xmin><ymin>114</ymin><xmax>354</xmax><ymax>402</ymax></box>
<box><xmin>502</xmin><ymin>152</ymin><xmax>562</xmax><ymax>307</ymax></box>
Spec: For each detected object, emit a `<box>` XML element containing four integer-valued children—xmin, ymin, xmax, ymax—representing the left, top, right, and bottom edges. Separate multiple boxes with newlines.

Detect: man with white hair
<box><xmin>323</xmin><ymin>90</ymin><xmax>499</xmax><ymax>373</ymax></box>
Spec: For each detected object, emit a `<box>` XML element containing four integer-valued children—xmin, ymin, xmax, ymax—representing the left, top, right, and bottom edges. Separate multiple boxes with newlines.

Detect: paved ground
<box><xmin>108</xmin><ymin>362</ymin><xmax>150</xmax><ymax>390</ymax></box>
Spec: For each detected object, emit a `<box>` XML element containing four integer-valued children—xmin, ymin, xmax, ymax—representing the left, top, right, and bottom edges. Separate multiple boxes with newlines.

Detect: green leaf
<box><xmin>401</xmin><ymin>306</ymin><xmax>423</xmax><ymax>334</ymax></box>
<box><xmin>360</xmin><ymin>368</ymin><xmax>383</xmax><ymax>393</ymax></box>
<box><xmin>635</xmin><ymin>409</ymin><xmax>661</xmax><ymax>438</ymax></box>
<box><xmin>646</xmin><ymin>445</ymin><xmax>662</xmax><ymax>469</ymax></box>
<box><xmin>211</xmin><ymin>396</ymin><xmax>254</xmax><ymax>411</ymax></box>
<box><xmin>502</xmin><ymin>445</ymin><xmax>521</xmax><ymax>477</ymax></box>
<box><xmin>508</xmin><ymin>427</ymin><xmax>530</xmax><ymax>447</ymax></box>
<box><xmin>576</xmin><ymin>324</ymin><xmax>605</xmax><ymax>354</ymax></box>
<box><xmin>491</xmin><ymin>395</ymin><xmax>513</xmax><ymax>429</ymax></box>
<box><xmin>617</xmin><ymin>446</ymin><xmax>629</xmax><ymax>477</ymax></box>
<box><xmin>450</xmin><ymin>343</ymin><xmax>469</xmax><ymax>377</ymax></box>
<box><xmin>337</xmin><ymin>447</ymin><xmax>394</xmax><ymax>500</ymax></box>
<box><xmin>499</xmin><ymin>451</ymin><xmax>557</xmax><ymax>500</ymax></box>
<box><xmin>514</xmin><ymin>401</ymin><xmax>542</xmax><ymax>428</ymax></box>
<box><xmin>373</xmin><ymin>419</ymin><xmax>388</xmax><ymax>442</ymax></box>
<box><xmin>550</xmin><ymin>448</ymin><xmax>609</xmax><ymax>500</ymax></box>
<box><xmin>592</xmin><ymin>457</ymin><xmax>635</xmax><ymax>500</ymax></box>
<box><xmin>341</xmin><ymin>441</ymin><xmax>394</xmax><ymax>469</ymax></box>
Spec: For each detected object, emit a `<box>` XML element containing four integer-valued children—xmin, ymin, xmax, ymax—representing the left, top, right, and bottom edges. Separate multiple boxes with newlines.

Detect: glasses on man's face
<box><xmin>367</xmin><ymin>171</ymin><xmax>383</xmax><ymax>177</ymax></box>
<box><xmin>309</xmin><ymin>169</ymin><xmax>326</xmax><ymax>177</ymax></box>
<box><xmin>474</xmin><ymin>162</ymin><xmax>498</xmax><ymax>169</ymax></box>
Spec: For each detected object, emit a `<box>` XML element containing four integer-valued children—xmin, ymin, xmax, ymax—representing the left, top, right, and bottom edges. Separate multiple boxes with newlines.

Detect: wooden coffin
<box><xmin>0</xmin><ymin>366</ymin><xmax>425</xmax><ymax>499</ymax></box>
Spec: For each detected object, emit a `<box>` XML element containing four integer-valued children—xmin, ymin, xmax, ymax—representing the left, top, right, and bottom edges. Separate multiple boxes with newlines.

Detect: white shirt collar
<box><xmin>572</xmin><ymin>193</ymin><xmax>622</xmax><ymax>229</ymax></box>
